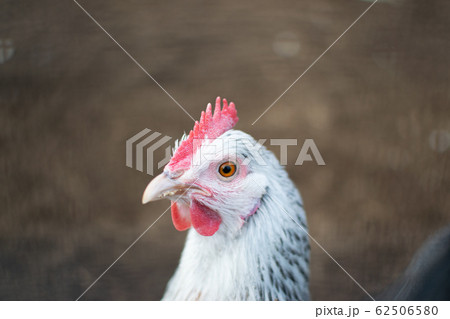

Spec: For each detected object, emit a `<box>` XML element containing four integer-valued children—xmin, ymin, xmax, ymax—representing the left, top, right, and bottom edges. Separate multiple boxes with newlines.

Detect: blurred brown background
<box><xmin>1</xmin><ymin>0</ymin><xmax>449</xmax><ymax>300</ymax></box>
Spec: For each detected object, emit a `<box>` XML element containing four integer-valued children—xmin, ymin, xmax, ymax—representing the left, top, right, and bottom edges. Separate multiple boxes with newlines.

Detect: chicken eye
<box><xmin>218</xmin><ymin>161</ymin><xmax>237</xmax><ymax>178</ymax></box>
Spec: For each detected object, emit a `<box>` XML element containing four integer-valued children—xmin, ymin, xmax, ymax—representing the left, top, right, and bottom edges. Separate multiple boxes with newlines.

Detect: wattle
<box><xmin>171</xmin><ymin>202</ymin><xmax>191</xmax><ymax>231</ymax></box>
<box><xmin>171</xmin><ymin>200</ymin><xmax>222</xmax><ymax>236</ymax></box>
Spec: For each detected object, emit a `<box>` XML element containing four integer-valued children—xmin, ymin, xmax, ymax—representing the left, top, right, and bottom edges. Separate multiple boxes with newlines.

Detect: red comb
<box><xmin>166</xmin><ymin>97</ymin><xmax>239</xmax><ymax>172</ymax></box>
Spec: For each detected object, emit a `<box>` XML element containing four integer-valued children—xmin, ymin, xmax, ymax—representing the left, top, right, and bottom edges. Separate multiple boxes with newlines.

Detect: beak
<box><xmin>142</xmin><ymin>173</ymin><xmax>184</xmax><ymax>204</ymax></box>
<box><xmin>142</xmin><ymin>172</ymin><xmax>210</xmax><ymax>204</ymax></box>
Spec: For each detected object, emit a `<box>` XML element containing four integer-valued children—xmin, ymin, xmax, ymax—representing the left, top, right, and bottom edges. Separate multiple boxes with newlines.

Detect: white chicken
<box><xmin>142</xmin><ymin>97</ymin><xmax>309</xmax><ymax>300</ymax></box>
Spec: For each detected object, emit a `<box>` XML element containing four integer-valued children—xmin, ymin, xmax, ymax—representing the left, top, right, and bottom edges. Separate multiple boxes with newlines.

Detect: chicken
<box><xmin>142</xmin><ymin>97</ymin><xmax>309</xmax><ymax>300</ymax></box>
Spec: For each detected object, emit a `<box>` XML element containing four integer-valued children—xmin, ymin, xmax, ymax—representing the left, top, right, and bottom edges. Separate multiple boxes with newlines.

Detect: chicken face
<box><xmin>142</xmin><ymin>98</ymin><xmax>268</xmax><ymax>236</ymax></box>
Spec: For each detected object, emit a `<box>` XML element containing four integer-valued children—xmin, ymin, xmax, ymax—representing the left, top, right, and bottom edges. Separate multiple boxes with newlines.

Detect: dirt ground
<box><xmin>1</xmin><ymin>0</ymin><xmax>449</xmax><ymax>300</ymax></box>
